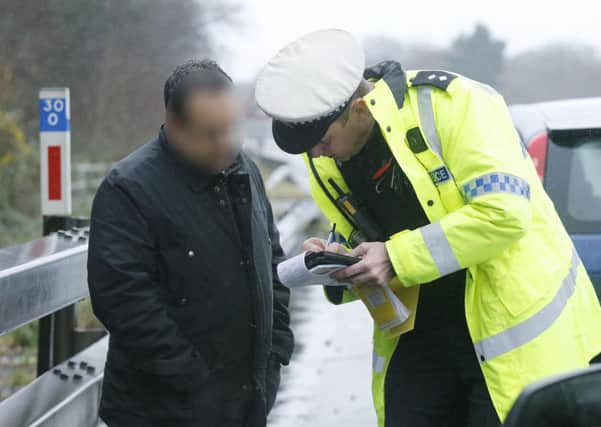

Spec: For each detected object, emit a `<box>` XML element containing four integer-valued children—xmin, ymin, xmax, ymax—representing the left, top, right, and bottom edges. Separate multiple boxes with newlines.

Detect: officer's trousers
<box><xmin>384</xmin><ymin>314</ymin><xmax>501</xmax><ymax>427</ymax></box>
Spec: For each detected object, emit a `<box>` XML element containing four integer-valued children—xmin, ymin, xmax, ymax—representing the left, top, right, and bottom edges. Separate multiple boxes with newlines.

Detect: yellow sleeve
<box><xmin>385</xmin><ymin>81</ymin><xmax>532</xmax><ymax>286</ymax></box>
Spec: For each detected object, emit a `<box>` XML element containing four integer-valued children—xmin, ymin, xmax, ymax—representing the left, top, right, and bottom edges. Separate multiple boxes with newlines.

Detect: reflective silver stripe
<box><xmin>474</xmin><ymin>247</ymin><xmax>581</xmax><ymax>363</ymax></box>
<box><xmin>417</xmin><ymin>86</ymin><xmax>444</xmax><ymax>159</ymax></box>
<box><xmin>520</xmin><ymin>141</ymin><xmax>529</xmax><ymax>159</ymax></box>
<box><xmin>373</xmin><ymin>351</ymin><xmax>386</xmax><ymax>373</ymax></box>
<box><xmin>420</xmin><ymin>222</ymin><xmax>461</xmax><ymax>276</ymax></box>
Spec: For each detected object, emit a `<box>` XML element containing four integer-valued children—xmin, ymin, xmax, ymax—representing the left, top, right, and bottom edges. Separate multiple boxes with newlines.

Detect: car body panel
<box><xmin>510</xmin><ymin>98</ymin><xmax>601</xmax><ymax>297</ymax></box>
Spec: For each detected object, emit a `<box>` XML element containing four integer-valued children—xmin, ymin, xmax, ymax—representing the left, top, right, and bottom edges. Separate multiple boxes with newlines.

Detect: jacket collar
<box><xmin>363</xmin><ymin>60</ymin><xmax>407</xmax><ymax>109</ymax></box>
<box><xmin>158</xmin><ymin>124</ymin><xmax>243</xmax><ymax>192</ymax></box>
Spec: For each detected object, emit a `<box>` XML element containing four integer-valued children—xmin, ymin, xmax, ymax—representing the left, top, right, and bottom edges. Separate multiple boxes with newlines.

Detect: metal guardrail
<box><xmin>276</xmin><ymin>199</ymin><xmax>321</xmax><ymax>254</ymax></box>
<box><xmin>71</xmin><ymin>162</ymin><xmax>113</xmax><ymax>194</ymax></box>
<box><xmin>0</xmin><ymin>231</ymin><xmax>88</xmax><ymax>336</ymax></box>
<box><xmin>0</xmin><ymin>337</ymin><xmax>108</xmax><ymax>427</ymax></box>
<box><xmin>0</xmin><ymin>225</ymin><xmax>109</xmax><ymax>427</ymax></box>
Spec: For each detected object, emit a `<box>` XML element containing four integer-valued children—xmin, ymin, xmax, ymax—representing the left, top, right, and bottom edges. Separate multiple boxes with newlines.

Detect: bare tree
<box><xmin>445</xmin><ymin>24</ymin><xmax>506</xmax><ymax>90</ymax></box>
<box><xmin>0</xmin><ymin>0</ymin><xmax>241</xmax><ymax>245</ymax></box>
<box><xmin>503</xmin><ymin>43</ymin><xmax>601</xmax><ymax>103</ymax></box>
<box><xmin>0</xmin><ymin>0</ymin><xmax>241</xmax><ymax>159</ymax></box>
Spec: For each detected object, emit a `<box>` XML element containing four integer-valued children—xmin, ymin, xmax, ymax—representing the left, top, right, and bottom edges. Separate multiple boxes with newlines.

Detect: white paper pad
<box><xmin>277</xmin><ymin>252</ymin><xmax>351</xmax><ymax>288</ymax></box>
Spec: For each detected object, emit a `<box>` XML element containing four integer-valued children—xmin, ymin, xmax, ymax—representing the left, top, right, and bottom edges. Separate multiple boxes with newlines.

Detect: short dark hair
<box><xmin>338</xmin><ymin>79</ymin><xmax>372</xmax><ymax>124</ymax></box>
<box><xmin>163</xmin><ymin>59</ymin><xmax>233</xmax><ymax>121</ymax></box>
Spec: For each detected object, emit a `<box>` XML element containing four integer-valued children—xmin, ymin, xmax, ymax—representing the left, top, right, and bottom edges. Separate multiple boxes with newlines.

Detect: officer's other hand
<box><xmin>325</xmin><ymin>242</ymin><xmax>348</xmax><ymax>254</ymax></box>
<box><xmin>303</xmin><ymin>237</ymin><xmax>327</xmax><ymax>252</ymax></box>
<box><xmin>331</xmin><ymin>242</ymin><xmax>394</xmax><ymax>287</ymax></box>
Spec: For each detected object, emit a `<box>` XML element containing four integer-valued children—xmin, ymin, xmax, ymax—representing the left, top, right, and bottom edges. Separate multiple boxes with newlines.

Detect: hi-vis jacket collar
<box><xmin>366</xmin><ymin>61</ymin><xmax>459</xmax><ymax>110</ymax></box>
<box><xmin>363</xmin><ymin>60</ymin><xmax>408</xmax><ymax>109</ymax></box>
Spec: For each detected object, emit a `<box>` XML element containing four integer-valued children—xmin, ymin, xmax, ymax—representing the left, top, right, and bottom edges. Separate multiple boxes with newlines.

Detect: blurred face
<box><xmin>167</xmin><ymin>89</ymin><xmax>241</xmax><ymax>174</ymax></box>
<box><xmin>309</xmin><ymin>96</ymin><xmax>375</xmax><ymax>162</ymax></box>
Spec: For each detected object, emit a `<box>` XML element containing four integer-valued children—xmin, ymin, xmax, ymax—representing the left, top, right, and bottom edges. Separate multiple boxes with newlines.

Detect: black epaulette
<box><xmin>410</xmin><ymin>70</ymin><xmax>458</xmax><ymax>91</ymax></box>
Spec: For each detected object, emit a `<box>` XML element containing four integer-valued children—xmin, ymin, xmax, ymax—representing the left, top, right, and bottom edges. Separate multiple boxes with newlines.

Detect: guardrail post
<box><xmin>37</xmin><ymin>216</ymin><xmax>90</xmax><ymax>375</ymax></box>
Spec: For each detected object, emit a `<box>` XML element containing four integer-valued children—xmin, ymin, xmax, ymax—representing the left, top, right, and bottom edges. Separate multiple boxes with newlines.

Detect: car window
<box><xmin>545</xmin><ymin>133</ymin><xmax>601</xmax><ymax>233</ymax></box>
<box><xmin>567</xmin><ymin>140</ymin><xmax>601</xmax><ymax>222</ymax></box>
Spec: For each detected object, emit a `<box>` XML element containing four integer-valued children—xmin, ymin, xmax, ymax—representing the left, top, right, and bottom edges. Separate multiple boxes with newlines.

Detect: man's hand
<box><xmin>331</xmin><ymin>242</ymin><xmax>395</xmax><ymax>287</ymax></box>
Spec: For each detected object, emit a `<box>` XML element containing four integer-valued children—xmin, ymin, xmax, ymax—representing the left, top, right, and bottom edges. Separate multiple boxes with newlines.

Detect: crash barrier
<box><xmin>0</xmin><ymin>220</ymin><xmax>110</xmax><ymax>427</ymax></box>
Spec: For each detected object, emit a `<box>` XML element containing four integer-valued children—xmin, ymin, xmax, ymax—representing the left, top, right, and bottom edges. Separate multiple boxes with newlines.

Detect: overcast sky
<box><xmin>213</xmin><ymin>0</ymin><xmax>601</xmax><ymax>82</ymax></box>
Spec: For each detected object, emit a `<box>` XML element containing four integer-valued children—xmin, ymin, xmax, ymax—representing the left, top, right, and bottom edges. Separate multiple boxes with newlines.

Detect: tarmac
<box><xmin>268</xmin><ymin>285</ymin><xmax>377</xmax><ymax>426</ymax></box>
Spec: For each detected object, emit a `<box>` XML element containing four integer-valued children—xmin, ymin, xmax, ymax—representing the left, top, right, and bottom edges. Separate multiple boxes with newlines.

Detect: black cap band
<box><xmin>271</xmin><ymin>100</ymin><xmax>350</xmax><ymax>154</ymax></box>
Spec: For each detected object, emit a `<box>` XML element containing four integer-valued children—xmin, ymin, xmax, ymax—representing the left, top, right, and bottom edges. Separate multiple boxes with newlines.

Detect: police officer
<box><xmin>254</xmin><ymin>29</ymin><xmax>601</xmax><ymax>427</ymax></box>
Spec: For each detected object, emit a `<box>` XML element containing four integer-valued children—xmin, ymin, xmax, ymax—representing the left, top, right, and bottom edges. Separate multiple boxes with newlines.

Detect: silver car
<box><xmin>510</xmin><ymin>98</ymin><xmax>601</xmax><ymax>296</ymax></box>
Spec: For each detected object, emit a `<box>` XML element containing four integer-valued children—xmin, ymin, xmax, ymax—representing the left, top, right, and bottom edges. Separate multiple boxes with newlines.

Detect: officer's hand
<box><xmin>325</xmin><ymin>242</ymin><xmax>348</xmax><ymax>254</ymax></box>
<box><xmin>302</xmin><ymin>237</ymin><xmax>327</xmax><ymax>252</ymax></box>
<box><xmin>331</xmin><ymin>242</ymin><xmax>394</xmax><ymax>287</ymax></box>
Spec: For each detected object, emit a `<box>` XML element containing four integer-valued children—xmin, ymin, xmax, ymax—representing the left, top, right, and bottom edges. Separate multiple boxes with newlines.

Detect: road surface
<box><xmin>269</xmin><ymin>286</ymin><xmax>377</xmax><ymax>426</ymax></box>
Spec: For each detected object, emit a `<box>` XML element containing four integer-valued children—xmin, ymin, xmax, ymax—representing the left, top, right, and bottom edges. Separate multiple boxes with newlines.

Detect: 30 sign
<box><xmin>39</xmin><ymin>97</ymin><xmax>69</xmax><ymax>131</ymax></box>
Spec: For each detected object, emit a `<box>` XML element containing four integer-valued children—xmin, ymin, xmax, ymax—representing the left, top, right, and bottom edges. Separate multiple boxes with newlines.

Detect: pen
<box><xmin>326</xmin><ymin>223</ymin><xmax>336</xmax><ymax>247</ymax></box>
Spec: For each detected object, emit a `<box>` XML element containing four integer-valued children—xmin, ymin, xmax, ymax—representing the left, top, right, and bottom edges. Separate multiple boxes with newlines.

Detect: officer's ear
<box><xmin>349</xmin><ymin>97</ymin><xmax>371</xmax><ymax>126</ymax></box>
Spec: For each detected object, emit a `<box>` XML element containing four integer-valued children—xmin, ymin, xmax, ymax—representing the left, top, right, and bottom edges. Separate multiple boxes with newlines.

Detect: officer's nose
<box><xmin>311</xmin><ymin>140</ymin><xmax>331</xmax><ymax>158</ymax></box>
<box><xmin>310</xmin><ymin>144</ymin><xmax>323</xmax><ymax>158</ymax></box>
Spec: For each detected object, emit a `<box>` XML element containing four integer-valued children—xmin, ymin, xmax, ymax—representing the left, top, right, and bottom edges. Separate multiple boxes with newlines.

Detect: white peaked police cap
<box><xmin>254</xmin><ymin>29</ymin><xmax>366</xmax><ymax>154</ymax></box>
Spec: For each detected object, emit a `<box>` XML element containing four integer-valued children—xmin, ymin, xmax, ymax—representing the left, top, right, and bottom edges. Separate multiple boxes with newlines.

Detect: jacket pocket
<box><xmin>481</xmin><ymin>245</ymin><xmax>551</xmax><ymax>318</ymax></box>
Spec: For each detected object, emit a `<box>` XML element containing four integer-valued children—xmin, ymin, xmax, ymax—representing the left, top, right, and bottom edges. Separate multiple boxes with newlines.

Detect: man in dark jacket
<box><xmin>87</xmin><ymin>59</ymin><xmax>294</xmax><ymax>427</ymax></box>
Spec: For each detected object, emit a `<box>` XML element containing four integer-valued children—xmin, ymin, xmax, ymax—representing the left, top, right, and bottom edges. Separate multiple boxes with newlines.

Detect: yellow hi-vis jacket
<box><xmin>302</xmin><ymin>67</ymin><xmax>601</xmax><ymax>425</ymax></box>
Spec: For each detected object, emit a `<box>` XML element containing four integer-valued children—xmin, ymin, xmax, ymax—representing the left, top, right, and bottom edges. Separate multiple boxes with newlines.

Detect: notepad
<box><xmin>277</xmin><ymin>252</ymin><xmax>412</xmax><ymax>334</ymax></box>
<box><xmin>277</xmin><ymin>251</ymin><xmax>351</xmax><ymax>287</ymax></box>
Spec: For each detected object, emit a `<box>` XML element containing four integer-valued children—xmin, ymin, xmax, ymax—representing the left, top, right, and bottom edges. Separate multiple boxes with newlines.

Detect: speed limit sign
<box><xmin>39</xmin><ymin>87</ymin><xmax>71</xmax><ymax>215</ymax></box>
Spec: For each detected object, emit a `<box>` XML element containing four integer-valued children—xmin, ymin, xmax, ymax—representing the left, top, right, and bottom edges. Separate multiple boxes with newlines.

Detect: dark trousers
<box><xmin>384</xmin><ymin>321</ymin><xmax>501</xmax><ymax>427</ymax></box>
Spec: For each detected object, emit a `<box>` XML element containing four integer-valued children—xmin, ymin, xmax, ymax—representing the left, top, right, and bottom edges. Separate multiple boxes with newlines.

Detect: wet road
<box><xmin>268</xmin><ymin>285</ymin><xmax>377</xmax><ymax>426</ymax></box>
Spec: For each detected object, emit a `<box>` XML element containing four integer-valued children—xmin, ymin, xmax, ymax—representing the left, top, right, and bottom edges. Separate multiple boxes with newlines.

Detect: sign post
<box><xmin>39</xmin><ymin>87</ymin><xmax>71</xmax><ymax>216</ymax></box>
<box><xmin>37</xmin><ymin>87</ymin><xmax>80</xmax><ymax>375</ymax></box>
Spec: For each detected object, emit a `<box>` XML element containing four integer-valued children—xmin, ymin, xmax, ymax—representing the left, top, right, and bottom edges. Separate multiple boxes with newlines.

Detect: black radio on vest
<box><xmin>327</xmin><ymin>177</ymin><xmax>385</xmax><ymax>244</ymax></box>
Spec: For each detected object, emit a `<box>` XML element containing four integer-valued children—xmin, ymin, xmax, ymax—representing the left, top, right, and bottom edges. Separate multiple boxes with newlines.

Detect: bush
<box><xmin>0</xmin><ymin>145</ymin><xmax>41</xmax><ymax>247</ymax></box>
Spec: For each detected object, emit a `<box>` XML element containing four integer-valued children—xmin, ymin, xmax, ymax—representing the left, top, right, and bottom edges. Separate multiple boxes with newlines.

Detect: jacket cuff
<box><xmin>385</xmin><ymin>231</ymin><xmax>420</xmax><ymax>286</ymax></box>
